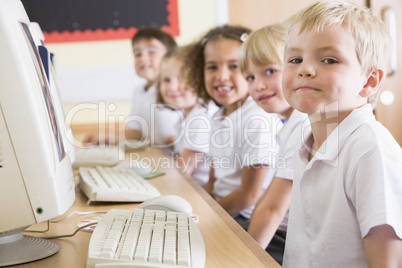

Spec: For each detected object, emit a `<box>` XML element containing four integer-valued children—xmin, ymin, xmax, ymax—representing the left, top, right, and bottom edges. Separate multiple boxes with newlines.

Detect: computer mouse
<box><xmin>115</xmin><ymin>160</ymin><xmax>152</xmax><ymax>176</ymax></box>
<box><xmin>137</xmin><ymin>195</ymin><xmax>193</xmax><ymax>216</ymax></box>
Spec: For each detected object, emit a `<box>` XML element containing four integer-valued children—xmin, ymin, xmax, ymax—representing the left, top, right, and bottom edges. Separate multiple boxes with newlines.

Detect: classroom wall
<box><xmin>48</xmin><ymin>0</ymin><xmax>221</xmax><ymax>125</ymax></box>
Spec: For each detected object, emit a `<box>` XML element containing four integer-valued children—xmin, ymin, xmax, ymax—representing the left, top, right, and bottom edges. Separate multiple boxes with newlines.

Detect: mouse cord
<box><xmin>24</xmin><ymin>210</ymin><xmax>107</xmax><ymax>233</ymax></box>
<box><xmin>36</xmin><ymin>222</ymin><xmax>99</xmax><ymax>239</ymax></box>
<box><xmin>50</xmin><ymin>210</ymin><xmax>107</xmax><ymax>223</ymax></box>
<box><xmin>24</xmin><ymin>220</ymin><xmax>51</xmax><ymax>233</ymax></box>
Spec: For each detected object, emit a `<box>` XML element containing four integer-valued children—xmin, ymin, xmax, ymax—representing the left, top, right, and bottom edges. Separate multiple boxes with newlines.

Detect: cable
<box><xmin>37</xmin><ymin>222</ymin><xmax>99</xmax><ymax>239</ymax></box>
<box><xmin>25</xmin><ymin>220</ymin><xmax>50</xmax><ymax>233</ymax></box>
<box><xmin>50</xmin><ymin>210</ymin><xmax>107</xmax><ymax>223</ymax></box>
<box><xmin>24</xmin><ymin>210</ymin><xmax>107</xmax><ymax>233</ymax></box>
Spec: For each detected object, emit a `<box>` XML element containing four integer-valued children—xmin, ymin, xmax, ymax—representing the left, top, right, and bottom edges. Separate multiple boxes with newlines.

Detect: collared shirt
<box><xmin>275</xmin><ymin>109</ymin><xmax>309</xmax><ymax>180</ymax></box>
<box><xmin>275</xmin><ymin>109</ymin><xmax>309</xmax><ymax>232</ymax></box>
<box><xmin>210</xmin><ymin>96</ymin><xmax>283</xmax><ymax>218</ymax></box>
<box><xmin>127</xmin><ymin>82</ymin><xmax>157</xmax><ymax>137</ymax></box>
<box><xmin>127</xmin><ymin>82</ymin><xmax>181</xmax><ymax>143</ymax></box>
<box><xmin>174</xmin><ymin>101</ymin><xmax>219</xmax><ymax>186</ymax></box>
<box><xmin>283</xmin><ymin>104</ymin><xmax>402</xmax><ymax>268</ymax></box>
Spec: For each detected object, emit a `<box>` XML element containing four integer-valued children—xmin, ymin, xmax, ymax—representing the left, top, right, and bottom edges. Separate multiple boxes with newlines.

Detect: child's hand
<box><xmin>163</xmin><ymin>135</ymin><xmax>176</xmax><ymax>146</ymax></box>
<box><xmin>82</xmin><ymin>135</ymin><xmax>118</xmax><ymax>146</ymax></box>
<box><xmin>82</xmin><ymin>135</ymin><xmax>99</xmax><ymax>146</ymax></box>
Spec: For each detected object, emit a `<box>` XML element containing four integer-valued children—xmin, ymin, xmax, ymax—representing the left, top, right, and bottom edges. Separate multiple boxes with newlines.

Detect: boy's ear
<box><xmin>359</xmin><ymin>69</ymin><xmax>384</xmax><ymax>98</ymax></box>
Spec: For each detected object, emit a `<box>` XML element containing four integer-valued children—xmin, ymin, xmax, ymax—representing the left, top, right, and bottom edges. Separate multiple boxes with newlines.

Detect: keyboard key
<box><xmin>148</xmin><ymin>224</ymin><xmax>164</xmax><ymax>263</ymax></box>
<box><xmin>163</xmin><ymin>225</ymin><xmax>177</xmax><ymax>265</ymax></box>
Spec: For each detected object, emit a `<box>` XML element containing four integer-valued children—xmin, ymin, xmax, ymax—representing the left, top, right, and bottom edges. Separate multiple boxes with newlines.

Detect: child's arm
<box><xmin>218</xmin><ymin>165</ymin><xmax>268</xmax><ymax>215</ymax></box>
<box><xmin>82</xmin><ymin>127</ymin><xmax>123</xmax><ymax>145</ymax></box>
<box><xmin>177</xmin><ymin>149</ymin><xmax>204</xmax><ymax>176</ymax></box>
<box><xmin>125</xmin><ymin>128</ymin><xmax>143</xmax><ymax>141</ymax></box>
<box><xmin>204</xmin><ymin>166</ymin><xmax>215</xmax><ymax>195</ymax></box>
<box><xmin>248</xmin><ymin>177</ymin><xmax>292</xmax><ymax>248</ymax></box>
<box><xmin>363</xmin><ymin>224</ymin><xmax>402</xmax><ymax>267</ymax></box>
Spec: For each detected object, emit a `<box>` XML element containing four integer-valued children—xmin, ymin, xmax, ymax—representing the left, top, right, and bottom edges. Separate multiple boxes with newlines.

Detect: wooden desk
<box><xmin>18</xmin><ymin>147</ymin><xmax>280</xmax><ymax>268</ymax></box>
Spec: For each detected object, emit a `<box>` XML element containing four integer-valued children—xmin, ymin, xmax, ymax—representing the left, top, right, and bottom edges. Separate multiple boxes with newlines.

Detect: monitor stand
<box><xmin>0</xmin><ymin>228</ymin><xmax>58</xmax><ymax>266</ymax></box>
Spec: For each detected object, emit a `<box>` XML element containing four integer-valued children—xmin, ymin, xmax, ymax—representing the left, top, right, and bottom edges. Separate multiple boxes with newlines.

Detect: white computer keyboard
<box><xmin>86</xmin><ymin>208</ymin><xmax>206</xmax><ymax>268</ymax></box>
<box><xmin>79</xmin><ymin>166</ymin><xmax>160</xmax><ymax>202</ymax></box>
<box><xmin>73</xmin><ymin>146</ymin><xmax>125</xmax><ymax>167</ymax></box>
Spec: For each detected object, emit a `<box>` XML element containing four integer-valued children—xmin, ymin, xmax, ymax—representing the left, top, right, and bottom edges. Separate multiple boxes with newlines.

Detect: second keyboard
<box><xmin>79</xmin><ymin>166</ymin><xmax>161</xmax><ymax>202</ymax></box>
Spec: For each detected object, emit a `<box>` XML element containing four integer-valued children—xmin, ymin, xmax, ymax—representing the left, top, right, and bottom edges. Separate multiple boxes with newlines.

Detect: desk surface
<box><xmin>18</xmin><ymin>146</ymin><xmax>280</xmax><ymax>268</ymax></box>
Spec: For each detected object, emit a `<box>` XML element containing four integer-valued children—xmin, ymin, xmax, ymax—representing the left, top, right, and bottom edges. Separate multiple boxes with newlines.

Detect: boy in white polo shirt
<box><xmin>281</xmin><ymin>1</ymin><xmax>402</xmax><ymax>267</ymax></box>
<box><xmin>126</xmin><ymin>28</ymin><xmax>181</xmax><ymax>146</ymax></box>
<box><xmin>84</xmin><ymin>28</ymin><xmax>180</xmax><ymax>146</ymax></box>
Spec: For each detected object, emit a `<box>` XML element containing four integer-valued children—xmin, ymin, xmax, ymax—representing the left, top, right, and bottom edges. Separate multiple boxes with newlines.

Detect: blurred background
<box><xmin>21</xmin><ymin>0</ymin><xmax>402</xmax><ymax>146</ymax></box>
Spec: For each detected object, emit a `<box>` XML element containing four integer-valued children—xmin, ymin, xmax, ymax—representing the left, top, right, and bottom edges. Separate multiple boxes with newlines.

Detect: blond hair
<box><xmin>238</xmin><ymin>24</ymin><xmax>287</xmax><ymax>76</ymax></box>
<box><xmin>283</xmin><ymin>0</ymin><xmax>391</xmax><ymax>105</ymax></box>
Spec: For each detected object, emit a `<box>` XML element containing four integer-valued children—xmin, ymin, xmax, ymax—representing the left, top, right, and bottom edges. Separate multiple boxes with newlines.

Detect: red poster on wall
<box><xmin>22</xmin><ymin>0</ymin><xmax>179</xmax><ymax>43</ymax></box>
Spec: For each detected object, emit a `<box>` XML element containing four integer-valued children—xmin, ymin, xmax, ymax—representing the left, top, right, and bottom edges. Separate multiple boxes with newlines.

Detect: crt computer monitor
<box><xmin>0</xmin><ymin>0</ymin><xmax>75</xmax><ymax>266</ymax></box>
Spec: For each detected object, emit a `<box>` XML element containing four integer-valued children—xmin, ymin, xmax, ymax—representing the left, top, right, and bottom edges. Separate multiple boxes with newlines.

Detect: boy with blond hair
<box><xmin>238</xmin><ymin>23</ymin><xmax>308</xmax><ymax>264</ymax></box>
<box><xmin>282</xmin><ymin>0</ymin><xmax>402</xmax><ymax>267</ymax></box>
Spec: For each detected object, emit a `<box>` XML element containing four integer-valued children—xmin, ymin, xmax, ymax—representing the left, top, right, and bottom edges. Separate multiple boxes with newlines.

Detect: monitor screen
<box><xmin>20</xmin><ymin>22</ymin><xmax>66</xmax><ymax>161</ymax></box>
<box><xmin>31</xmin><ymin>20</ymin><xmax>76</xmax><ymax>163</ymax></box>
